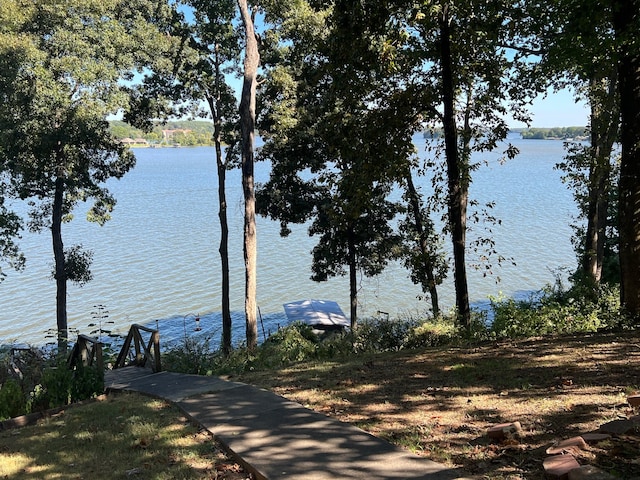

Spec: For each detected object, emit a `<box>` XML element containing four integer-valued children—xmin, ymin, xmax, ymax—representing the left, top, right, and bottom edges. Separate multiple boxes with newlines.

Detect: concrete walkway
<box><xmin>105</xmin><ymin>368</ymin><xmax>470</xmax><ymax>480</ymax></box>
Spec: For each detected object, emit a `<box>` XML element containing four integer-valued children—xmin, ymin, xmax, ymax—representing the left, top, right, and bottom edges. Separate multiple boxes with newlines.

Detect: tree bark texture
<box><xmin>583</xmin><ymin>71</ymin><xmax>618</xmax><ymax>284</ymax></box>
<box><xmin>208</xmin><ymin>88</ymin><xmax>233</xmax><ymax>356</ymax></box>
<box><xmin>613</xmin><ymin>0</ymin><xmax>640</xmax><ymax>318</ymax></box>
<box><xmin>439</xmin><ymin>5</ymin><xmax>471</xmax><ymax>328</ymax></box>
<box><xmin>52</xmin><ymin>174</ymin><xmax>68</xmax><ymax>351</ymax></box>
<box><xmin>238</xmin><ymin>0</ymin><xmax>259</xmax><ymax>349</ymax></box>
<box><xmin>348</xmin><ymin>226</ymin><xmax>358</xmax><ymax>330</ymax></box>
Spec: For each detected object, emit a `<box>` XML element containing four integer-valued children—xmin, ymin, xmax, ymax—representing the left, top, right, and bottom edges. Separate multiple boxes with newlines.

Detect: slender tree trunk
<box><xmin>583</xmin><ymin>71</ymin><xmax>618</xmax><ymax>285</ymax></box>
<box><xmin>439</xmin><ymin>5</ymin><xmax>471</xmax><ymax>328</ymax></box>
<box><xmin>238</xmin><ymin>0</ymin><xmax>259</xmax><ymax>349</ymax></box>
<box><xmin>52</xmin><ymin>174</ymin><xmax>67</xmax><ymax>351</ymax></box>
<box><xmin>404</xmin><ymin>169</ymin><xmax>440</xmax><ymax>315</ymax></box>
<box><xmin>613</xmin><ymin>0</ymin><xmax>640</xmax><ymax>319</ymax></box>
<box><xmin>208</xmin><ymin>88</ymin><xmax>233</xmax><ymax>356</ymax></box>
<box><xmin>209</xmin><ymin>44</ymin><xmax>233</xmax><ymax>357</ymax></box>
<box><xmin>218</xmin><ymin>148</ymin><xmax>232</xmax><ymax>354</ymax></box>
<box><xmin>347</xmin><ymin>225</ymin><xmax>358</xmax><ymax>330</ymax></box>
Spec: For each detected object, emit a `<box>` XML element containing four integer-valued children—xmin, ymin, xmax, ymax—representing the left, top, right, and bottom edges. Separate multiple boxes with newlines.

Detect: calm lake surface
<box><xmin>1</xmin><ymin>135</ymin><xmax>577</xmax><ymax>347</ymax></box>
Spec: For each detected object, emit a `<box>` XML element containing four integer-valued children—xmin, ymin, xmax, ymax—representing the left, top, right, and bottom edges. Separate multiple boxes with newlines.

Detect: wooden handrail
<box><xmin>133</xmin><ymin>324</ymin><xmax>156</xmax><ymax>333</ymax></box>
<box><xmin>68</xmin><ymin>334</ymin><xmax>104</xmax><ymax>372</ymax></box>
<box><xmin>114</xmin><ymin>324</ymin><xmax>161</xmax><ymax>372</ymax></box>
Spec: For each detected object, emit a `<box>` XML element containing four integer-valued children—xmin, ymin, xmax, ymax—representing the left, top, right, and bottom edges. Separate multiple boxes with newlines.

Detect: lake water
<box><xmin>0</xmin><ymin>135</ymin><xmax>577</xmax><ymax>348</ymax></box>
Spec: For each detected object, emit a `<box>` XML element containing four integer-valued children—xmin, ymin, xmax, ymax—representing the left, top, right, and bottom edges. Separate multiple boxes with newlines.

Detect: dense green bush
<box><xmin>162</xmin><ymin>323</ymin><xmax>355</xmax><ymax>376</ymax></box>
<box><xmin>405</xmin><ymin>318</ymin><xmax>458</xmax><ymax>348</ymax></box>
<box><xmin>0</xmin><ymin>379</ymin><xmax>26</xmax><ymax>420</ymax></box>
<box><xmin>70</xmin><ymin>364</ymin><xmax>104</xmax><ymax>403</ymax></box>
<box><xmin>0</xmin><ymin>348</ymin><xmax>104</xmax><ymax>418</ymax></box>
<box><xmin>162</xmin><ymin>337</ymin><xmax>215</xmax><ymax>375</ymax></box>
<box><xmin>256</xmin><ymin>323</ymin><xmax>320</xmax><ymax>364</ymax></box>
<box><xmin>353</xmin><ymin>317</ymin><xmax>419</xmax><ymax>352</ymax></box>
<box><xmin>489</xmin><ymin>283</ymin><xmax>623</xmax><ymax>338</ymax></box>
<box><xmin>160</xmin><ymin>284</ymin><xmax>630</xmax><ymax>378</ymax></box>
<box><xmin>40</xmin><ymin>366</ymin><xmax>74</xmax><ymax>408</ymax></box>
<box><xmin>36</xmin><ymin>363</ymin><xmax>103</xmax><ymax>409</ymax></box>
<box><xmin>162</xmin><ymin>317</ymin><xmax>472</xmax><ymax>376</ymax></box>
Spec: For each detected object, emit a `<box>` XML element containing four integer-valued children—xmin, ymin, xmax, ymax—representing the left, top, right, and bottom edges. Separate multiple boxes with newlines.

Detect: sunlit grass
<box><xmin>0</xmin><ymin>393</ymin><xmax>242</xmax><ymax>480</ymax></box>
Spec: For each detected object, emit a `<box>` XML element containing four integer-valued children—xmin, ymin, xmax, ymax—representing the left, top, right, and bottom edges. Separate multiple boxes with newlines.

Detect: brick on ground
<box><xmin>546</xmin><ymin>436</ymin><xmax>588</xmax><ymax>455</ymax></box>
<box><xmin>543</xmin><ymin>454</ymin><xmax>581</xmax><ymax>480</ymax></box>
<box><xmin>487</xmin><ymin>421</ymin><xmax>522</xmax><ymax>441</ymax></box>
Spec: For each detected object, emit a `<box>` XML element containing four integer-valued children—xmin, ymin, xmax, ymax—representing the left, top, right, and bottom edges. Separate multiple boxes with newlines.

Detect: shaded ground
<box><xmin>0</xmin><ymin>392</ymin><xmax>250</xmax><ymax>480</ymax></box>
<box><xmin>238</xmin><ymin>330</ymin><xmax>640</xmax><ymax>479</ymax></box>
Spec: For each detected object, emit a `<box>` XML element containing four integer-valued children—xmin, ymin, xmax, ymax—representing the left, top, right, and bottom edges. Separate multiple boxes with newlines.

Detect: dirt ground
<box><xmin>238</xmin><ymin>330</ymin><xmax>640</xmax><ymax>479</ymax></box>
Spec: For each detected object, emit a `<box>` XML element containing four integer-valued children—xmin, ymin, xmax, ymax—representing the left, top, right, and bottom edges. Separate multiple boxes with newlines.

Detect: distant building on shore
<box><xmin>162</xmin><ymin>129</ymin><xmax>192</xmax><ymax>144</ymax></box>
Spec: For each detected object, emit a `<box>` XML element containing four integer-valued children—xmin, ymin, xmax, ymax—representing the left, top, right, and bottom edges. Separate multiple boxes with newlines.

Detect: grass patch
<box><xmin>0</xmin><ymin>393</ymin><xmax>247</xmax><ymax>480</ymax></box>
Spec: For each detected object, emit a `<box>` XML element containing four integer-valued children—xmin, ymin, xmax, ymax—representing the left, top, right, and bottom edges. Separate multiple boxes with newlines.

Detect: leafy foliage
<box><xmin>353</xmin><ymin>317</ymin><xmax>420</xmax><ymax>353</ymax></box>
<box><xmin>37</xmin><ymin>362</ymin><xmax>103</xmax><ymax>409</ymax></box>
<box><xmin>257</xmin><ymin>1</ymin><xmax>416</xmax><ymax>324</ymax></box>
<box><xmin>557</xmin><ymin>141</ymin><xmax>621</xmax><ymax>285</ymax></box>
<box><xmin>0</xmin><ymin>379</ymin><xmax>25</xmax><ymax>420</ymax></box>
<box><xmin>0</xmin><ymin>0</ymin><xmax>179</xmax><ymax>342</ymax></box>
<box><xmin>162</xmin><ymin>283</ymin><xmax>627</xmax><ymax>378</ymax></box>
<box><xmin>60</xmin><ymin>245</ymin><xmax>94</xmax><ymax>286</ymax></box>
<box><xmin>490</xmin><ymin>282</ymin><xmax>623</xmax><ymax>338</ymax></box>
<box><xmin>0</xmin><ymin>199</ymin><xmax>24</xmax><ymax>282</ymax></box>
<box><xmin>255</xmin><ymin>323</ymin><xmax>322</xmax><ymax>366</ymax></box>
<box><xmin>39</xmin><ymin>366</ymin><xmax>74</xmax><ymax>408</ymax></box>
<box><xmin>163</xmin><ymin>315</ymin><xmax>472</xmax><ymax>375</ymax></box>
<box><xmin>162</xmin><ymin>336</ymin><xmax>215</xmax><ymax>376</ymax></box>
<box><xmin>0</xmin><ymin>348</ymin><xmax>104</xmax><ymax>418</ymax></box>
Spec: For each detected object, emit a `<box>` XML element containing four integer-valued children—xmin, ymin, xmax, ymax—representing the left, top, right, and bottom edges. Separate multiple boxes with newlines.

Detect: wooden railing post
<box><xmin>113</xmin><ymin>324</ymin><xmax>161</xmax><ymax>372</ymax></box>
<box><xmin>152</xmin><ymin>330</ymin><xmax>161</xmax><ymax>373</ymax></box>
<box><xmin>79</xmin><ymin>336</ymin><xmax>88</xmax><ymax>365</ymax></box>
<box><xmin>94</xmin><ymin>339</ymin><xmax>104</xmax><ymax>372</ymax></box>
<box><xmin>68</xmin><ymin>334</ymin><xmax>104</xmax><ymax>371</ymax></box>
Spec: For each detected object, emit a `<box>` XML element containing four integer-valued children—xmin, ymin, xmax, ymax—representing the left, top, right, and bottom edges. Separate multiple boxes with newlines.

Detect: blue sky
<box><xmin>522</xmin><ymin>88</ymin><xmax>589</xmax><ymax>128</ymax></box>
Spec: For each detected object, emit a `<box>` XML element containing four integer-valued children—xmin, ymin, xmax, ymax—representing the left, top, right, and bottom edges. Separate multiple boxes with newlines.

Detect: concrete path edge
<box><xmin>105</xmin><ymin>368</ymin><xmax>468</xmax><ymax>480</ymax></box>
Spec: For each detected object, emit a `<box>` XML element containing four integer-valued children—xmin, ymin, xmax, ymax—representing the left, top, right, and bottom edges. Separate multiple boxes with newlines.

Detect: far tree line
<box><xmin>519</xmin><ymin>127</ymin><xmax>588</xmax><ymax>140</ymax></box>
<box><xmin>109</xmin><ymin>120</ymin><xmax>217</xmax><ymax>147</ymax></box>
<box><xmin>1</xmin><ymin>0</ymin><xmax>640</xmax><ymax>355</ymax></box>
<box><xmin>112</xmin><ymin>121</ymin><xmax>586</xmax><ymax>145</ymax></box>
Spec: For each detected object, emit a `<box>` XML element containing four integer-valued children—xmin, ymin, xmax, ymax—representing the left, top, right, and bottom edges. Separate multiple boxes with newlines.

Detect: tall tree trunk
<box><xmin>209</xmin><ymin>45</ymin><xmax>233</xmax><ymax>357</ymax></box>
<box><xmin>238</xmin><ymin>0</ymin><xmax>259</xmax><ymax>349</ymax></box>
<box><xmin>347</xmin><ymin>225</ymin><xmax>358</xmax><ymax>330</ymax></box>
<box><xmin>404</xmin><ymin>169</ymin><xmax>440</xmax><ymax>315</ymax></box>
<box><xmin>583</xmin><ymin>71</ymin><xmax>618</xmax><ymax>285</ymax></box>
<box><xmin>208</xmin><ymin>93</ymin><xmax>233</xmax><ymax>356</ymax></box>
<box><xmin>218</xmin><ymin>146</ymin><xmax>233</xmax><ymax>354</ymax></box>
<box><xmin>52</xmin><ymin>174</ymin><xmax>67</xmax><ymax>352</ymax></box>
<box><xmin>439</xmin><ymin>5</ymin><xmax>471</xmax><ymax>328</ymax></box>
<box><xmin>613</xmin><ymin>0</ymin><xmax>640</xmax><ymax>319</ymax></box>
